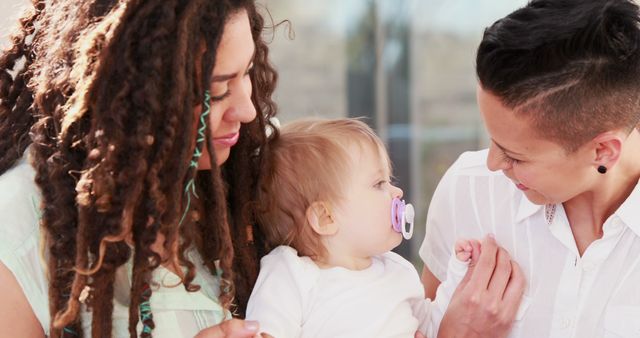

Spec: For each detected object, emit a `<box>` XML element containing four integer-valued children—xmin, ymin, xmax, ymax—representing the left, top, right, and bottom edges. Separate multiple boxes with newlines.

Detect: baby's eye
<box><xmin>374</xmin><ymin>180</ymin><xmax>388</xmax><ymax>188</ymax></box>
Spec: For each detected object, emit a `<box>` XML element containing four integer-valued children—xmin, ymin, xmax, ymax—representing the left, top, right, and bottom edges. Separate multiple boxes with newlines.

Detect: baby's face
<box><xmin>330</xmin><ymin>142</ymin><xmax>403</xmax><ymax>258</ymax></box>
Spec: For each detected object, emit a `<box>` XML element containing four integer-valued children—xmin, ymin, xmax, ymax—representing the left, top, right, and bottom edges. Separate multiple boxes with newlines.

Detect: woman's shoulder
<box><xmin>0</xmin><ymin>151</ymin><xmax>41</xmax><ymax>254</ymax></box>
<box><xmin>449</xmin><ymin>149</ymin><xmax>496</xmax><ymax>176</ymax></box>
<box><xmin>436</xmin><ymin>149</ymin><xmax>512</xmax><ymax>192</ymax></box>
<box><xmin>0</xmin><ymin>150</ymin><xmax>49</xmax><ymax>334</ymax></box>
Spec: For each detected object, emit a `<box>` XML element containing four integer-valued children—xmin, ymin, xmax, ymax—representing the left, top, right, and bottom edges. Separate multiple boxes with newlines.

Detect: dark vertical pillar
<box><xmin>347</xmin><ymin>0</ymin><xmax>413</xmax><ymax>259</ymax></box>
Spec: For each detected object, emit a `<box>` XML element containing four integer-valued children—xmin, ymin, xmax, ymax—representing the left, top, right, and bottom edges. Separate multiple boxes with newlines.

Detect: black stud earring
<box><xmin>597</xmin><ymin>165</ymin><xmax>607</xmax><ymax>174</ymax></box>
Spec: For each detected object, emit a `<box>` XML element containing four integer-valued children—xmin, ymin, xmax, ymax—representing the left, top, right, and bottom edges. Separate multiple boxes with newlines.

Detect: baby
<box><xmin>247</xmin><ymin>118</ymin><xmax>478</xmax><ymax>338</ymax></box>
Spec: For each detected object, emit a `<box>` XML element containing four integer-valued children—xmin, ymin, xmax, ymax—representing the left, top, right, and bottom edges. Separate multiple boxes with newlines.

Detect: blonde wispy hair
<box><xmin>255</xmin><ymin>117</ymin><xmax>390</xmax><ymax>259</ymax></box>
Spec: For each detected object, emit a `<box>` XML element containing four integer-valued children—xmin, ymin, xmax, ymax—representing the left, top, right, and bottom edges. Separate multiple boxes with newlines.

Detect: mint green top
<box><xmin>0</xmin><ymin>149</ymin><xmax>230</xmax><ymax>337</ymax></box>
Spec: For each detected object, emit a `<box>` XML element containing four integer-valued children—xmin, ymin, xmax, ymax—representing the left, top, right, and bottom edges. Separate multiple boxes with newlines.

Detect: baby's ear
<box><xmin>306</xmin><ymin>201</ymin><xmax>338</xmax><ymax>236</ymax></box>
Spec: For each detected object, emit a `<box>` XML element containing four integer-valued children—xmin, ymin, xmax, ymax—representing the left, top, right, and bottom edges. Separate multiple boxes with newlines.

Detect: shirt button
<box><xmin>560</xmin><ymin>317</ymin><xmax>571</xmax><ymax>329</ymax></box>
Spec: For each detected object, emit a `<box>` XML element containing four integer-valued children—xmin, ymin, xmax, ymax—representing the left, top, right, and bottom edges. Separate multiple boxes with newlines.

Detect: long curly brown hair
<box><xmin>0</xmin><ymin>0</ymin><xmax>277</xmax><ymax>337</ymax></box>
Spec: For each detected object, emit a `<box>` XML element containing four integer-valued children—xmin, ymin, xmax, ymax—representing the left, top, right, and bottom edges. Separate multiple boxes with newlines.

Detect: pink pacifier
<box><xmin>391</xmin><ymin>197</ymin><xmax>414</xmax><ymax>240</ymax></box>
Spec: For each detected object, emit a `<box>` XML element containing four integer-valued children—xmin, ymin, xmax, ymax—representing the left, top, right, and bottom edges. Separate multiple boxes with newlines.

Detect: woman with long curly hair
<box><xmin>0</xmin><ymin>0</ymin><xmax>524</xmax><ymax>337</ymax></box>
<box><xmin>0</xmin><ymin>0</ymin><xmax>275</xmax><ymax>336</ymax></box>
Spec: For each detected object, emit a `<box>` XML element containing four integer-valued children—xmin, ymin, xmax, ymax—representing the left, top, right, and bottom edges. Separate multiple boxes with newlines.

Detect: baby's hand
<box><xmin>454</xmin><ymin>238</ymin><xmax>481</xmax><ymax>263</ymax></box>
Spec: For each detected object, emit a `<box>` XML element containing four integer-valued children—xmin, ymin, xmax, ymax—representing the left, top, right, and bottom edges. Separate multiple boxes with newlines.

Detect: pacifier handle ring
<box><xmin>402</xmin><ymin>203</ymin><xmax>415</xmax><ymax>240</ymax></box>
<box><xmin>391</xmin><ymin>197</ymin><xmax>414</xmax><ymax>240</ymax></box>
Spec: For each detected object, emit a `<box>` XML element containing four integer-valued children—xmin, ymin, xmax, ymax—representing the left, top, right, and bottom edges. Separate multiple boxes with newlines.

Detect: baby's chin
<box><xmin>367</xmin><ymin>231</ymin><xmax>404</xmax><ymax>256</ymax></box>
<box><xmin>385</xmin><ymin>231</ymin><xmax>404</xmax><ymax>252</ymax></box>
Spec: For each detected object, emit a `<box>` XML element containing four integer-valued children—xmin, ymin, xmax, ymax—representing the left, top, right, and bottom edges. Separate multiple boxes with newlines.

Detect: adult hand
<box><xmin>194</xmin><ymin>319</ymin><xmax>261</xmax><ymax>338</ymax></box>
<box><xmin>437</xmin><ymin>235</ymin><xmax>525</xmax><ymax>338</ymax></box>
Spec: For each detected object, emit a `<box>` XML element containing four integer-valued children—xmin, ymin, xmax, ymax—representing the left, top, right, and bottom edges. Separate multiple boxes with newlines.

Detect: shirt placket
<box><xmin>548</xmin><ymin>207</ymin><xmax>624</xmax><ymax>338</ymax></box>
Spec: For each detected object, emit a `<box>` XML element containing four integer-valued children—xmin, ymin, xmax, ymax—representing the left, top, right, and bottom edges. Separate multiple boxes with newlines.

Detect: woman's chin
<box><xmin>215</xmin><ymin>148</ymin><xmax>231</xmax><ymax>166</ymax></box>
<box><xmin>522</xmin><ymin>190</ymin><xmax>552</xmax><ymax>205</ymax></box>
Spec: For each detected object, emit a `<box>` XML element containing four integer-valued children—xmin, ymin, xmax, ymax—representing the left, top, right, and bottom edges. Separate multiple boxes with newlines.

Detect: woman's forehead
<box><xmin>214</xmin><ymin>9</ymin><xmax>254</xmax><ymax>73</ymax></box>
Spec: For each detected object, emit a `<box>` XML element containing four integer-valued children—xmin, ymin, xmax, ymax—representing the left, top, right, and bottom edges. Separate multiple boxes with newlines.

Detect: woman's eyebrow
<box><xmin>492</xmin><ymin>139</ymin><xmax>525</xmax><ymax>156</ymax></box>
<box><xmin>212</xmin><ymin>73</ymin><xmax>236</xmax><ymax>82</ymax></box>
<box><xmin>211</xmin><ymin>49</ymin><xmax>256</xmax><ymax>82</ymax></box>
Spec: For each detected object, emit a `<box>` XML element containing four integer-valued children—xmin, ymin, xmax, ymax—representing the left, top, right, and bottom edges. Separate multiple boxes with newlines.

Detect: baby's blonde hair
<box><xmin>255</xmin><ymin>118</ymin><xmax>390</xmax><ymax>259</ymax></box>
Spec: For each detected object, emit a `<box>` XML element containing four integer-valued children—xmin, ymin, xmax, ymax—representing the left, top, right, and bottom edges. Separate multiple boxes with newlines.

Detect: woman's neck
<box><xmin>564</xmin><ymin>132</ymin><xmax>640</xmax><ymax>255</ymax></box>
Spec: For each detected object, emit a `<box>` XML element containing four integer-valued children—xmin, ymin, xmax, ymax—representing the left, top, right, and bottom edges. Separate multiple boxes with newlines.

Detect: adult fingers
<box><xmin>194</xmin><ymin>319</ymin><xmax>260</xmax><ymax>338</ymax></box>
<box><xmin>502</xmin><ymin>260</ymin><xmax>526</xmax><ymax>308</ymax></box>
<box><xmin>487</xmin><ymin>248</ymin><xmax>513</xmax><ymax>298</ymax></box>
<box><xmin>468</xmin><ymin>235</ymin><xmax>499</xmax><ymax>289</ymax></box>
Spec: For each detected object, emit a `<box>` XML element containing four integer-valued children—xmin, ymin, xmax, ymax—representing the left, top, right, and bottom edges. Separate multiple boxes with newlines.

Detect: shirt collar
<box><xmin>515</xmin><ymin>181</ymin><xmax>640</xmax><ymax>235</ymax></box>
<box><xmin>515</xmin><ymin>194</ymin><xmax>545</xmax><ymax>224</ymax></box>
<box><xmin>614</xmin><ymin>181</ymin><xmax>640</xmax><ymax>237</ymax></box>
<box><xmin>515</xmin><ymin>193</ymin><xmax>559</xmax><ymax>226</ymax></box>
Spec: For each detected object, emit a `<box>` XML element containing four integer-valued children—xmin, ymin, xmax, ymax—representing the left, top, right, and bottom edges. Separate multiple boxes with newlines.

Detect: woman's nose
<box><xmin>225</xmin><ymin>79</ymin><xmax>256</xmax><ymax>123</ymax></box>
<box><xmin>487</xmin><ymin>143</ymin><xmax>512</xmax><ymax>172</ymax></box>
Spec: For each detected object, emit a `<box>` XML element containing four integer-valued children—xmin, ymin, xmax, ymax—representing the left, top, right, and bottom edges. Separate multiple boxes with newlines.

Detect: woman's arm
<box><xmin>0</xmin><ymin>262</ymin><xmax>45</xmax><ymax>338</ymax></box>
<box><xmin>436</xmin><ymin>236</ymin><xmax>525</xmax><ymax>338</ymax></box>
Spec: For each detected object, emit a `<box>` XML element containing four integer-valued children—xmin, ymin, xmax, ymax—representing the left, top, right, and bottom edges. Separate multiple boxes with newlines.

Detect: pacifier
<box><xmin>391</xmin><ymin>197</ymin><xmax>414</xmax><ymax>240</ymax></box>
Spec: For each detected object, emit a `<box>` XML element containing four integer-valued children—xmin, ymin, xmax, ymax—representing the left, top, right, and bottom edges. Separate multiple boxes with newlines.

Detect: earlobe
<box><xmin>306</xmin><ymin>201</ymin><xmax>338</xmax><ymax>236</ymax></box>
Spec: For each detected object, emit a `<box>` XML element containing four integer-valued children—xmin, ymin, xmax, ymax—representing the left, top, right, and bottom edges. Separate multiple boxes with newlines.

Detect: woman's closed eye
<box><xmin>210</xmin><ymin>66</ymin><xmax>252</xmax><ymax>102</ymax></box>
<box><xmin>500</xmin><ymin>151</ymin><xmax>521</xmax><ymax>164</ymax></box>
<box><xmin>211</xmin><ymin>89</ymin><xmax>230</xmax><ymax>102</ymax></box>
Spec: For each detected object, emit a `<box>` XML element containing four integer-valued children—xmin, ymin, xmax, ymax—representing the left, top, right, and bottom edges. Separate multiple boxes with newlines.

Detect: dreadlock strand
<box><xmin>163</xmin><ymin>0</ymin><xmax>228</xmax><ymax>296</ymax></box>
<box><xmin>4</xmin><ymin>0</ymin><xmax>281</xmax><ymax>335</ymax></box>
<box><xmin>203</xmin><ymin>118</ymin><xmax>236</xmax><ymax>311</ymax></box>
<box><xmin>221</xmin><ymin>1</ymin><xmax>280</xmax><ymax>315</ymax></box>
<box><xmin>0</xmin><ymin>0</ymin><xmax>42</xmax><ymax>173</ymax></box>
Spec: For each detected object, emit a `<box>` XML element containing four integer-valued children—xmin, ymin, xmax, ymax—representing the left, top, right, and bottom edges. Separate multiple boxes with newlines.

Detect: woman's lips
<box><xmin>516</xmin><ymin>183</ymin><xmax>529</xmax><ymax>191</ymax></box>
<box><xmin>213</xmin><ymin>132</ymin><xmax>239</xmax><ymax>147</ymax></box>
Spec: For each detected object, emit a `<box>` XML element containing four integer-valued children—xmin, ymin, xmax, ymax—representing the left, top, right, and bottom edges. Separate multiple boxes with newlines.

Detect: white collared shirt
<box><xmin>420</xmin><ymin>149</ymin><xmax>640</xmax><ymax>338</ymax></box>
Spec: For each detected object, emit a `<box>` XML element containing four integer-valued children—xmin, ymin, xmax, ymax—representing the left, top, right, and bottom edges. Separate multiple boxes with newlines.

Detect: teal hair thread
<box><xmin>62</xmin><ymin>327</ymin><xmax>78</xmax><ymax>336</ymax></box>
<box><xmin>178</xmin><ymin>90</ymin><xmax>211</xmax><ymax>227</ymax></box>
<box><xmin>139</xmin><ymin>283</ymin><xmax>154</xmax><ymax>336</ymax></box>
<box><xmin>31</xmin><ymin>196</ymin><xmax>42</xmax><ymax>220</ymax></box>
